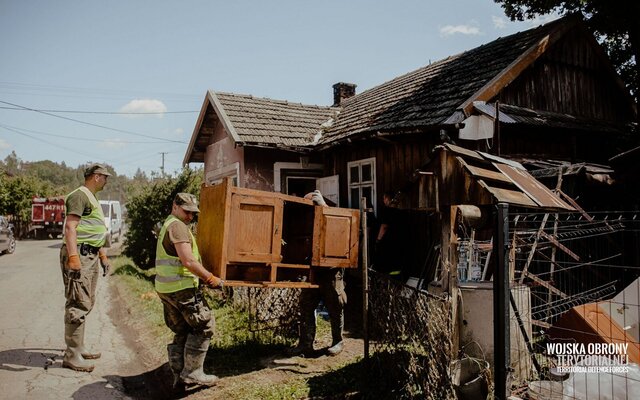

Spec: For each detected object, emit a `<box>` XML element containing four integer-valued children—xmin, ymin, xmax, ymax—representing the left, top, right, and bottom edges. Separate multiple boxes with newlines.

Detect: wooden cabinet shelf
<box><xmin>197</xmin><ymin>178</ymin><xmax>360</xmax><ymax>288</ymax></box>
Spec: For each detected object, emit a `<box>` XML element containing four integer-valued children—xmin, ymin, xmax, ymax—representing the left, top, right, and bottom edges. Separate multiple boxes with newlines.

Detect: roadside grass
<box><xmin>111</xmin><ymin>257</ymin><xmax>363</xmax><ymax>399</ymax></box>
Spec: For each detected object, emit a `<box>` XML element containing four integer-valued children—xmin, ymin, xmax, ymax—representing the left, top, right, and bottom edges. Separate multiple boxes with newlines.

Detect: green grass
<box><xmin>111</xmin><ymin>257</ymin><xmax>364</xmax><ymax>399</ymax></box>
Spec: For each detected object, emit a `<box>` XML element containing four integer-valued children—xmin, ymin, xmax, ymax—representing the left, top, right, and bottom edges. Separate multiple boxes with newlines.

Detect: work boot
<box><xmin>62</xmin><ymin>323</ymin><xmax>95</xmax><ymax>372</ymax></box>
<box><xmin>286</xmin><ymin>342</ymin><xmax>314</xmax><ymax>357</ymax></box>
<box><xmin>327</xmin><ymin>341</ymin><xmax>344</xmax><ymax>356</ymax></box>
<box><xmin>75</xmin><ymin>323</ymin><xmax>101</xmax><ymax>359</ymax></box>
<box><xmin>167</xmin><ymin>343</ymin><xmax>185</xmax><ymax>390</ymax></box>
<box><xmin>180</xmin><ymin>334</ymin><xmax>218</xmax><ymax>387</ymax></box>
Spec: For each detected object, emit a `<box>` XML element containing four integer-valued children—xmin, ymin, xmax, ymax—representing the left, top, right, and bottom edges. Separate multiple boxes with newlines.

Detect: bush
<box><xmin>123</xmin><ymin>167</ymin><xmax>202</xmax><ymax>270</ymax></box>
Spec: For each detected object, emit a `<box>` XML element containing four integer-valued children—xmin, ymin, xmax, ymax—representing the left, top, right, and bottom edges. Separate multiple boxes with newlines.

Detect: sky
<box><xmin>0</xmin><ymin>0</ymin><xmax>557</xmax><ymax>177</ymax></box>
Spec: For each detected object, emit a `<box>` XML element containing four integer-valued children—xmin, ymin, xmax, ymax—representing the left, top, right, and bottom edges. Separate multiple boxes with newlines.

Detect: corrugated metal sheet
<box><xmin>494</xmin><ymin>163</ymin><xmax>574</xmax><ymax>210</ymax></box>
<box><xmin>443</xmin><ymin>145</ymin><xmax>575</xmax><ymax>210</ymax></box>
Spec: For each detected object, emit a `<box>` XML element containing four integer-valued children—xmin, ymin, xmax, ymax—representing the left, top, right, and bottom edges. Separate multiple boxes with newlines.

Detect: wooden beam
<box><xmin>519</xmin><ymin>213</ymin><xmax>549</xmax><ymax>283</ymax></box>
<box><xmin>522</xmin><ymin>270</ymin><xmax>568</xmax><ymax>298</ymax></box>
<box><xmin>540</xmin><ymin>231</ymin><xmax>580</xmax><ymax>261</ymax></box>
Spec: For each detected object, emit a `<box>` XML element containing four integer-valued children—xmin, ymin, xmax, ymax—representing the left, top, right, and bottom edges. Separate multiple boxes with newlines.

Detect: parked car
<box><xmin>0</xmin><ymin>216</ymin><xmax>16</xmax><ymax>255</ymax></box>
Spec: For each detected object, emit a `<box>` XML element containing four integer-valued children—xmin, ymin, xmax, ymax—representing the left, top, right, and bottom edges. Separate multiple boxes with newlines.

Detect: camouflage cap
<box><xmin>174</xmin><ymin>192</ymin><xmax>199</xmax><ymax>213</ymax></box>
<box><xmin>84</xmin><ymin>163</ymin><xmax>112</xmax><ymax>178</ymax></box>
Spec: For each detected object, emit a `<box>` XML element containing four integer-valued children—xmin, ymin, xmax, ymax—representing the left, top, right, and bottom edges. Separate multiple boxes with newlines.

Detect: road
<box><xmin>0</xmin><ymin>238</ymin><xmax>144</xmax><ymax>399</ymax></box>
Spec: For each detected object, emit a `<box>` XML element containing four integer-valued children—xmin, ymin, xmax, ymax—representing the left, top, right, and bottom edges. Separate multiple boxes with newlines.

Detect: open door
<box><xmin>227</xmin><ymin>194</ymin><xmax>283</xmax><ymax>263</ymax></box>
<box><xmin>311</xmin><ymin>206</ymin><xmax>360</xmax><ymax>268</ymax></box>
<box><xmin>316</xmin><ymin>175</ymin><xmax>339</xmax><ymax>206</ymax></box>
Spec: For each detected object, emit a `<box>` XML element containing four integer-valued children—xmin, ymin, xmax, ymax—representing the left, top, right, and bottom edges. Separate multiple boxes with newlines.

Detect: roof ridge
<box><xmin>215</xmin><ymin>91</ymin><xmax>336</xmax><ymax>110</ymax></box>
<box><xmin>341</xmin><ymin>16</ymin><xmax>568</xmax><ymax>107</ymax></box>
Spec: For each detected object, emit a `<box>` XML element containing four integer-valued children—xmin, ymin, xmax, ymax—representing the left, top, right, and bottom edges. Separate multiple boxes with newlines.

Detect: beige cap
<box><xmin>84</xmin><ymin>163</ymin><xmax>112</xmax><ymax>178</ymax></box>
<box><xmin>174</xmin><ymin>192</ymin><xmax>199</xmax><ymax>212</ymax></box>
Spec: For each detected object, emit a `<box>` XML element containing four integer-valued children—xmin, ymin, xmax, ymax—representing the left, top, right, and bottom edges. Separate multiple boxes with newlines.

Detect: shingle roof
<box><xmin>215</xmin><ymin>92</ymin><xmax>339</xmax><ymax>148</ymax></box>
<box><xmin>320</xmin><ymin>17</ymin><xmax>570</xmax><ymax>145</ymax></box>
<box><xmin>474</xmin><ymin>103</ymin><xmax>630</xmax><ymax>133</ymax></box>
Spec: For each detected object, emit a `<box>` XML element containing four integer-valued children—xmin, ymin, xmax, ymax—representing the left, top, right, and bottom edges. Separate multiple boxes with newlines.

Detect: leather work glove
<box><xmin>67</xmin><ymin>254</ymin><xmax>82</xmax><ymax>270</ymax></box>
<box><xmin>99</xmin><ymin>254</ymin><xmax>111</xmax><ymax>277</ymax></box>
<box><xmin>205</xmin><ymin>274</ymin><xmax>224</xmax><ymax>289</ymax></box>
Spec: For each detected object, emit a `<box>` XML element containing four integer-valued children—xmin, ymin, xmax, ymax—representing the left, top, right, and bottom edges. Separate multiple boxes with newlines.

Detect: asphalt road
<box><xmin>0</xmin><ymin>238</ymin><xmax>142</xmax><ymax>399</ymax></box>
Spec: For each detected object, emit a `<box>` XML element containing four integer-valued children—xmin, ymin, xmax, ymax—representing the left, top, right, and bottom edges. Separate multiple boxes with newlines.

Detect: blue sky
<box><xmin>0</xmin><ymin>0</ymin><xmax>556</xmax><ymax>177</ymax></box>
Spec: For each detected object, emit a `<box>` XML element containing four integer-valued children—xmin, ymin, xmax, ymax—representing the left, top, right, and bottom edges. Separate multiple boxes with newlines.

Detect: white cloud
<box><xmin>0</xmin><ymin>138</ymin><xmax>11</xmax><ymax>150</ymax></box>
<box><xmin>119</xmin><ymin>99</ymin><xmax>167</xmax><ymax>118</ymax></box>
<box><xmin>492</xmin><ymin>16</ymin><xmax>507</xmax><ymax>29</ymax></box>
<box><xmin>174</xmin><ymin>127</ymin><xmax>184</xmax><ymax>136</ymax></box>
<box><xmin>100</xmin><ymin>138</ymin><xmax>127</xmax><ymax>149</ymax></box>
<box><xmin>440</xmin><ymin>24</ymin><xmax>481</xmax><ymax>37</ymax></box>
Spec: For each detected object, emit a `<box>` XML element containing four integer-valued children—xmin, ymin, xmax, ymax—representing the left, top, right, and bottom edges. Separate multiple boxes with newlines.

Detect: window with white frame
<box><xmin>347</xmin><ymin>157</ymin><xmax>376</xmax><ymax>211</ymax></box>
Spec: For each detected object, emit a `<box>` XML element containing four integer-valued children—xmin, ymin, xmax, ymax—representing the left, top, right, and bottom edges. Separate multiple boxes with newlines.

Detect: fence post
<box><xmin>494</xmin><ymin>203</ymin><xmax>510</xmax><ymax>399</ymax></box>
<box><xmin>360</xmin><ymin>197</ymin><xmax>369</xmax><ymax>362</ymax></box>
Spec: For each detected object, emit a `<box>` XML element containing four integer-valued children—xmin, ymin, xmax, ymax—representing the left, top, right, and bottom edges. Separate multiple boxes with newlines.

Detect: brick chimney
<box><xmin>332</xmin><ymin>82</ymin><xmax>356</xmax><ymax>106</ymax></box>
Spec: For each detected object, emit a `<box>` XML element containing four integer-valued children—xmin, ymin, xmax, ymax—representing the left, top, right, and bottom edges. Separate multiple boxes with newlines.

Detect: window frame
<box><xmin>347</xmin><ymin>157</ymin><xmax>376</xmax><ymax>212</ymax></box>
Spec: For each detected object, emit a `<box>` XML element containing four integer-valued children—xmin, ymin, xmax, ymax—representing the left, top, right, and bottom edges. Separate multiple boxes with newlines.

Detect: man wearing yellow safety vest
<box><xmin>60</xmin><ymin>163</ymin><xmax>113</xmax><ymax>372</ymax></box>
<box><xmin>155</xmin><ymin>193</ymin><xmax>224</xmax><ymax>390</ymax></box>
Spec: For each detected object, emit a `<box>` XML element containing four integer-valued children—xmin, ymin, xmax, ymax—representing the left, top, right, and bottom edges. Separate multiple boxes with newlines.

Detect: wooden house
<box><xmin>183</xmin><ymin>15</ymin><xmax>637</xmax><ymax>278</ymax></box>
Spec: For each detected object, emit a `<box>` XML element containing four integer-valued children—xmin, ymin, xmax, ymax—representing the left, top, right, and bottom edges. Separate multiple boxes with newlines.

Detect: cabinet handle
<box><xmin>274</xmin><ymin>224</ymin><xmax>279</xmax><ymax>234</ymax></box>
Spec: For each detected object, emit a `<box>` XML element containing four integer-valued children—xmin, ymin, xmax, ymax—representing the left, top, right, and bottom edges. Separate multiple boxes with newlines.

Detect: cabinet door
<box><xmin>227</xmin><ymin>194</ymin><xmax>283</xmax><ymax>263</ymax></box>
<box><xmin>312</xmin><ymin>207</ymin><xmax>360</xmax><ymax>268</ymax></box>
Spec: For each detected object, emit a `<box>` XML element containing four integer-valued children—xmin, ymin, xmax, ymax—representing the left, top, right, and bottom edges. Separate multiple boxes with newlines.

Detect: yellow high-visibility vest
<box><xmin>154</xmin><ymin>215</ymin><xmax>199</xmax><ymax>293</ymax></box>
<box><xmin>63</xmin><ymin>186</ymin><xmax>107</xmax><ymax>248</ymax></box>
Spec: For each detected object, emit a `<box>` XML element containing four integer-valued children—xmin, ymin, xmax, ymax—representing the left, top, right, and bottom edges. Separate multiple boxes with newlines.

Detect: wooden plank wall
<box><xmin>322</xmin><ymin>134</ymin><xmax>438</xmax><ymax>210</ymax></box>
<box><xmin>498</xmin><ymin>28</ymin><xmax>634</xmax><ymax>122</ymax></box>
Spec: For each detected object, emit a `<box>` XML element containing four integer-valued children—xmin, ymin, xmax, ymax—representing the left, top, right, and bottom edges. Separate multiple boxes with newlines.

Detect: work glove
<box><xmin>67</xmin><ymin>254</ymin><xmax>82</xmax><ymax>270</ymax></box>
<box><xmin>99</xmin><ymin>254</ymin><xmax>111</xmax><ymax>277</ymax></box>
<box><xmin>204</xmin><ymin>274</ymin><xmax>224</xmax><ymax>289</ymax></box>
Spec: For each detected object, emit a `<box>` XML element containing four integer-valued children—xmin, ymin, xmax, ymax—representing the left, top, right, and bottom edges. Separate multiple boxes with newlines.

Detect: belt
<box><xmin>78</xmin><ymin>243</ymin><xmax>100</xmax><ymax>255</ymax></box>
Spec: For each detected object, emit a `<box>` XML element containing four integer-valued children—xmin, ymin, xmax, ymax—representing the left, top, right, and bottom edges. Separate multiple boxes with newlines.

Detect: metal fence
<box><xmin>367</xmin><ymin>270</ymin><xmax>456</xmax><ymax>399</ymax></box>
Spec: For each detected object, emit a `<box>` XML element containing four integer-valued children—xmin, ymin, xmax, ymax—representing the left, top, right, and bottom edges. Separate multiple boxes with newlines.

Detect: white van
<box><xmin>99</xmin><ymin>200</ymin><xmax>123</xmax><ymax>244</ymax></box>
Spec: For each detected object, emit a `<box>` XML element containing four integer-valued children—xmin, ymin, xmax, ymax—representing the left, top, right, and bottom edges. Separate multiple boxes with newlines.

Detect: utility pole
<box><xmin>159</xmin><ymin>152</ymin><xmax>168</xmax><ymax>176</ymax></box>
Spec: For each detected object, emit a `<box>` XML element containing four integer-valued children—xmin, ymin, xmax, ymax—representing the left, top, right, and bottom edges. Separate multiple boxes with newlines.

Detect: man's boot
<box><xmin>74</xmin><ymin>322</ymin><xmax>101</xmax><ymax>359</ymax></box>
<box><xmin>167</xmin><ymin>343</ymin><xmax>185</xmax><ymax>390</ymax></box>
<box><xmin>180</xmin><ymin>334</ymin><xmax>218</xmax><ymax>387</ymax></box>
<box><xmin>62</xmin><ymin>323</ymin><xmax>95</xmax><ymax>372</ymax></box>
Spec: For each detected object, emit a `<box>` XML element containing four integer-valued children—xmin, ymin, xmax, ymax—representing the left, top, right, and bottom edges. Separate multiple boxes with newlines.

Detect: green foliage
<box><xmin>494</xmin><ymin>0</ymin><xmax>640</xmax><ymax>102</ymax></box>
<box><xmin>0</xmin><ymin>151</ymin><xmax>158</xmax><ymax>237</ymax></box>
<box><xmin>123</xmin><ymin>167</ymin><xmax>203</xmax><ymax>270</ymax></box>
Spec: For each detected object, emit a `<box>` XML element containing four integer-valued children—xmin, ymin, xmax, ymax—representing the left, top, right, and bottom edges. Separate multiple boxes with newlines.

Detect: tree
<box><xmin>123</xmin><ymin>167</ymin><xmax>203</xmax><ymax>270</ymax></box>
<box><xmin>495</xmin><ymin>0</ymin><xmax>640</xmax><ymax>105</ymax></box>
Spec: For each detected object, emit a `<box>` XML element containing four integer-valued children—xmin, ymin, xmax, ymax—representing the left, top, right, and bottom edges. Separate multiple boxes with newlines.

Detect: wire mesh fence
<box><xmin>232</xmin><ymin>286</ymin><xmax>301</xmax><ymax>343</ymax></box>
<box><xmin>367</xmin><ymin>270</ymin><xmax>456</xmax><ymax>399</ymax></box>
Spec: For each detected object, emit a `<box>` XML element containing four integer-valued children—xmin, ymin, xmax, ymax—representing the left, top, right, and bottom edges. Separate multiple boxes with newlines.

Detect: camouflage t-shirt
<box><xmin>162</xmin><ymin>219</ymin><xmax>192</xmax><ymax>258</ymax></box>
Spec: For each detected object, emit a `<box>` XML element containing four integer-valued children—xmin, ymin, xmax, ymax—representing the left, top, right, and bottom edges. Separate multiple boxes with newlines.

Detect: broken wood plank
<box><xmin>540</xmin><ymin>231</ymin><xmax>580</xmax><ymax>261</ymax></box>
<box><xmin>522</xmin><ymin>270</ymin><xmax>568</xmax><ymax>298</ymax></box>
<box><xmin>531</xmin><ymin>319</ymin><xmax>552</xmax><ymax>329</ymax></box>
<box><xmin>519</xmin><ymin>213</ymin><xmax>549</xmax><ymax>283</ymax></box>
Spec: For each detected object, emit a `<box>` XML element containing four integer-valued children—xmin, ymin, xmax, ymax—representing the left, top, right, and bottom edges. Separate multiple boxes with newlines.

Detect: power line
<box><xmin>0</xmin><ymin>100</ymin><xmax>187</xmax><ymax>144</ymax></box>
<box><xmin>0</xmin><ymin>106</ymin><xmax>198</xmax><ymax>114</ymax></box>
<box><xmin>0</xmin><ymin>123</ymin><xmax>172</xmax><ymax>144</ymax></box>
<box><xmin>0</xmin><ymin>81</ymin><xmax>201</xmax><ymax>102</ymax></box>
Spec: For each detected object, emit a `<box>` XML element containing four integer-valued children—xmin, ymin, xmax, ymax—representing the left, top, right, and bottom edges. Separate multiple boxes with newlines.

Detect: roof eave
<box><xmin>182</xmin><ymin>90</ymin><xmax>246</xmax><ymax>166</ymax></box>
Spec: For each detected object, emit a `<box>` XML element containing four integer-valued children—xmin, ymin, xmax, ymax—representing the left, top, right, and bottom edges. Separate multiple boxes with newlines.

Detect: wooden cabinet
<box><xmin>197</xmin><ymin>178</ymin><xmax>360</xmax><ymax>288</ymax></box>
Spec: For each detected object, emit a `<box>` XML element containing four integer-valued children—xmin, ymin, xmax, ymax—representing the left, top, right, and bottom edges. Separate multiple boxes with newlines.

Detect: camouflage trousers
<box><xmin>157</xmin><ymin>288</ymin><xmax>215</xmax><ymax>346</ymax></box>
<box><xmin>59</xmin><ymin>244</ymin><xmax>100</xmax><ymax>324</ymax></box>
<box><xmin>298</xmin><ymin>268</ymin><xmax>347</xmax><ymax>347</ymax></box>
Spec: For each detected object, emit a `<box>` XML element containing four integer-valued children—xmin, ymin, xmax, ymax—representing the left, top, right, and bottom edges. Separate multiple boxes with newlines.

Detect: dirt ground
<box><xmin>110</xmin><ymin>275</ymin><xmax>365</xmax><ymax>400</ymax></box>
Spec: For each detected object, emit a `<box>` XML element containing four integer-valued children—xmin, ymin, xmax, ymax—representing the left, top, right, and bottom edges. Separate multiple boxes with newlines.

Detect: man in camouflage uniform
<box><xmin>155</xmin><ymin>193</ymin><xmax>224</xmax><ymax>389</ymax></box>
<box><xmin>60</xmin><ymin>163</ymin><xmax>113</xmax><ymax>372</ymax></box>
<box><xmin>289</xmin><ymin>190</ymin><xmax>347</xmax><ymax>357</ymax></box>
